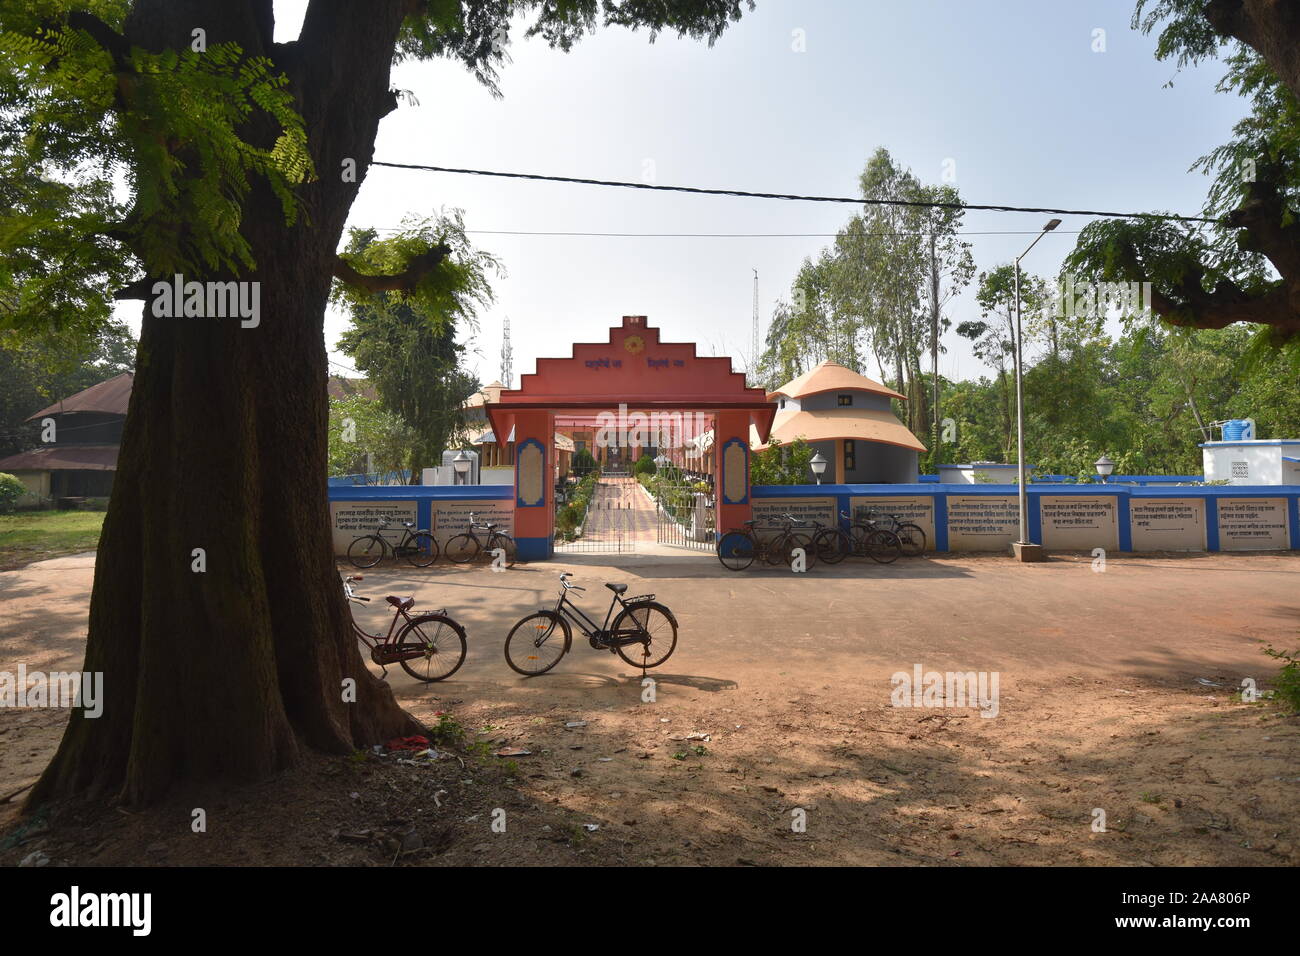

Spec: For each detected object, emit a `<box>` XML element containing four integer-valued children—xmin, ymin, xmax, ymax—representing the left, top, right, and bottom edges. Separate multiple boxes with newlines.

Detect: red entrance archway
<box><xmin>486</xmin><ymin>315</ymin><xmax>776</xmax><ymax>560</ymax></box>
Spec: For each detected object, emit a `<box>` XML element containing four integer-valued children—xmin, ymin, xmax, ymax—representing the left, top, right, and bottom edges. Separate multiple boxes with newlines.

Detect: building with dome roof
<box><xmin>756</xmin><ymin>360</ymin><xmax>926</xmax><ymax>484</ymax></box>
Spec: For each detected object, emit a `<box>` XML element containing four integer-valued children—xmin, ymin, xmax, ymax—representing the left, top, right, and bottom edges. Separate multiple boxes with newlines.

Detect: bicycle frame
<box><xmin>344</xmin><ymin>577</ymin><xmax>438</xmax><ymax>652</ymax></box>
<box><xmin>552</xmin><ymin>581</ymin><xmax>649</xmax><ymax>645</ymax></box>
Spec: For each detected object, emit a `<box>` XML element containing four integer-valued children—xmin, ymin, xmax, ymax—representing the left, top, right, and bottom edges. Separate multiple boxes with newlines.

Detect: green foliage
<box><xmin>0</xmin><ymin>3</ymin><xmax>315</xmax><ymax>335</ymax></box>
<box><xmin>750</xmin><ymin>437</ymin><xmax>815</xmax><ymax>486</ymax></box>
<box><xmin>936</xmin><ymin>323</ymin><xmax>1300</xmax><ymax>476</ymax></box>
<box><xmin>327</xmin><ymin>395</ymin><xmax>416</xmax><ymax>479</ymax></box>
<box><xmin>633</xmin><ymin>454</ymin><xmax>656</xmax><ymax>476</ymax></box>
<box><xmin>1263</xmin><ymin>645</ymin><xmax>1300</xmax><ymax>713</ymax></box>
<box><xmin>0</xmin><ymin>473</ymin><xmax>24</xmax><ymax>513</ymax></box>
<box><xmin>571</xmin><ymin>447</ymin><xmax>597</xmax><ymax>476</ymax></box>
<box><xmin>555</xmin><ymin>472</ymin><xmax>598</xmax><ymax>539</ymax></box>
<box><xmin>334</xmin><ymin>213</ymin><xmax>499</xmax><ymax>476</ymax></box>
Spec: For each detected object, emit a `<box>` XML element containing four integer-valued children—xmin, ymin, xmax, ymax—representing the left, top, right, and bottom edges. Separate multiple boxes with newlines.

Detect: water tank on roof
<box><xmin>1222</xmin><ymin>419</ymin><xmax>1254</xmax><ymax>441</ymax></box>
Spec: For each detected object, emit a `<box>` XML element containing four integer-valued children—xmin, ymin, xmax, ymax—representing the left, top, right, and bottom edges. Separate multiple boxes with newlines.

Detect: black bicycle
<box><xmin>861</xmin><ymin>510</ymin><xmax>927</xmax><ymax>557</ymax></box>
<box><xmin>504</xmin><ymin>572</ymin><xmax>678</xmax><ymax>675</ymax></box>
<box><xmin>444</xmin><ymin>512</ymin><xmax>517</xmax><ymax>567</ymax></box>
<box><xmin>347</xmin><ymin>515</ymin><xmax>439</xmax><ymax>569</ymax></box>
<box><xmin>716</xmin><ymin>513</ymin><xmax>818</xmax><ymax>572</ymax></box>
<box><xmin>841</xmin><ymin>510</ymin><xmax>903</xmax><ymax>564</ymax></box>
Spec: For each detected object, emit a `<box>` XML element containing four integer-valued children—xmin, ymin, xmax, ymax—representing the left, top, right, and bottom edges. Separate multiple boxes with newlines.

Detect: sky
<box><xmin>121</xmin><ymin>0</ymin><xmax>1247</xmax><ymax>387</ymax></box>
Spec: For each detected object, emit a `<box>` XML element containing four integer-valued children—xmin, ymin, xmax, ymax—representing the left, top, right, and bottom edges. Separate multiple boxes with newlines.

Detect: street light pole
<box><xmin>1012</xmin><ymin>218</ymin><xmax>1060</xmax><ymax>562</ymax></box>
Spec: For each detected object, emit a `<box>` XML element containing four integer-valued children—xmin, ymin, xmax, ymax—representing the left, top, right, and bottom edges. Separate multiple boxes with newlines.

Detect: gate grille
<box><xmin>554</xmin><ymin>477</ymin><xmax>638</xmax><ymax>553</ymax></box>
<box><xmin>652</xmin><ymin>480</ymin><xmax>715</xmax><ymax>551</ymax></box>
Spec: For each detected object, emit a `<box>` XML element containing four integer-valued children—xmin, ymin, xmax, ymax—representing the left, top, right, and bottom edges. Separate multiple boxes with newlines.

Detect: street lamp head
<box><xmin>809</xmin><ymin>452</ymin><xmax>827</xmax><ymax>475</ymax></box>
<box><xmin>1094</xmin><ymin>454</ymin><xmax>1114</xmax><ymax>477</ymax></box>
<box><xmin>1044</xmin><ymin>218</ymin><xmax>1062</xmax><ymax>232</ymax></box>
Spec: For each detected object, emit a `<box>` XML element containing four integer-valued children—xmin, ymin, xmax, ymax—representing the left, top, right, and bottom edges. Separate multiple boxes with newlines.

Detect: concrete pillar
<box><xmin>511</xmin><ymin>409</ymin><xmax>554</xmax><ymax>561</ymax></box>
<box><xmin>713</xmin><ymin>411</ymin><xmax>753</xmax><ymax>535</ymax></box>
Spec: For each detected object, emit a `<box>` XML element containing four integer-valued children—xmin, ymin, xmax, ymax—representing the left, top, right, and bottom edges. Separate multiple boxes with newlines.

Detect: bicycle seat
<box><xmin>403</xmin><ymin>521</ymin><xmax>414</xmax><ymax>528</ymax></box>
<box><xmin>385</xmin><ymin>595</ymin><xmax>415</xmax><ymax>611</ymax></box>
<box><xmin>604</xmin><ymin>582</ymin><xmax>628</xmax><ymax>595</ymax></box>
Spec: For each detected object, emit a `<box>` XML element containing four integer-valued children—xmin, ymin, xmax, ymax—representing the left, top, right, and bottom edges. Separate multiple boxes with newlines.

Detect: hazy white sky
<box><xmin>118</xmin><ymin>0</ymin><xmax>1246</xmax><ymax>386</ymax></box>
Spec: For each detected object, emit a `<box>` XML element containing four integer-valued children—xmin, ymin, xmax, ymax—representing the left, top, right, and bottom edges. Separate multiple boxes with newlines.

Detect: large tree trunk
<box><xmin>29</xmin><ymin>0</ymin><xmax>422</xmax><ymax>808</ymax></box>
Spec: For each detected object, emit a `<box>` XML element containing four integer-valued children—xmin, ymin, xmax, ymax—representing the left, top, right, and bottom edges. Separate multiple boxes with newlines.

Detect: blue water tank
<box><xmin>1222</xmin><ymin>419</ymin><xmax>1251</xmax><ymax>441</ymax></box>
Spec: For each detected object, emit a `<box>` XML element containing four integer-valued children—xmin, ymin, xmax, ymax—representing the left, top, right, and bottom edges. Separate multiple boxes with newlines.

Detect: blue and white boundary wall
<box><xmin>752</xmin><ymin>484</ymin><xmax>1300</xmax><ymax>553</ymax></box>
<box><xmin>327</xmin><ymin>485</ymin><xmax>514</xmax><ymax>555</ymax></box>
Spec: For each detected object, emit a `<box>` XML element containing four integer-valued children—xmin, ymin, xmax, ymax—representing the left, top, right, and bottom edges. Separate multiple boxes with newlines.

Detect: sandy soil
<box><xmin>2</xmin><ymin>549</ymin><xmax>1298</xmax><ymax>866</ymax></box>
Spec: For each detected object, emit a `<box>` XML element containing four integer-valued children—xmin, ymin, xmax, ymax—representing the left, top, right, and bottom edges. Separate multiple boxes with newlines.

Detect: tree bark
<box><xmin>29</xmin><ymin>0</ymin><xmax>423</xmax><ymax>808</ymax></box>
<box><xmin>1205</xmin><ymin>0</ymin><xmax>1300</xmax><ymax>103</ymax></box>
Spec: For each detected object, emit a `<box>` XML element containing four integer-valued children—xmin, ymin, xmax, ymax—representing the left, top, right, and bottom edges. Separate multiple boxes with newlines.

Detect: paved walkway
<box><xmin>580</xmin><ymin>477</ymin><xmax>658</xmax><ymax>544</ymax></box>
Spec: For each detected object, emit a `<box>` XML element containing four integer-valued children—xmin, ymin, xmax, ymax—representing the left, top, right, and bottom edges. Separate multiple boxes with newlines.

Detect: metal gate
<box><xmin>555</xmin><ymin>477</ymin><xmax>638</xmax><ymax>553</ymax></box>
<box><xmin>653</xmin><ymin>480</ymin><xmax>715</xmax><ymax>551</ymax></box>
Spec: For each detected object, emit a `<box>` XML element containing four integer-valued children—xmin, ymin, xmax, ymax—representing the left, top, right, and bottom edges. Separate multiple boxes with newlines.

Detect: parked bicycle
<box><xmin>342</xmin><ymin>574</ymin><xmax>467</xmax><ymax>681</ymax></box>
<box><xmin>347</xmin><ymin>515</ymin><xmax>439</xmax><ymax>569</ymax></box>
<box><xmin>860</xmin><ymin>510</ymin><xmax>927</xmax><ymax>557</ymax></box>
<box><xmin>444</xmin><ymin>512</ymin><xmax>517</xmax><ymax>567</ymax></box>
<box><xmin>504</xmin><ymin>572</ymin><xmax>678</xmax><ymax>675</ymax></box>
<box><xmin>716</xmin><ymin>513</ymin><xmax>818</xmax><ymax>571</ymax></box>
<box><xmin>840</xmin><ymin>510</ymin><xmax>903</xmax><ymax>564</ymax></box>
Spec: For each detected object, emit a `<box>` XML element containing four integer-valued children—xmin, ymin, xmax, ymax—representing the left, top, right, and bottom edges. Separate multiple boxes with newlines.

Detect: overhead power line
<box><xmin>371</xmin><ymin>160</ymin><xmax>1219</xmax><ymax>224</ymax></box>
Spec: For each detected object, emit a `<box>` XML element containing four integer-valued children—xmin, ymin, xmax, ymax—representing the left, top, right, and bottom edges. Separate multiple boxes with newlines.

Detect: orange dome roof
<box><xmin>767</xmin><ymin>361</ymin><xmax>905</xmax><ymax>402</ymax></box>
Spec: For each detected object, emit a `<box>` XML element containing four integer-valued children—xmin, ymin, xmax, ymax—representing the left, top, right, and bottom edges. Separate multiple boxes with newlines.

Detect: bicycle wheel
<box><xmin>396</xmin><ymin>614</ymin><xmax>467</xmax><ymax>682</ymax></box>
<box><xmin>783</xmin><ymin>532</ymin><xmax>817</xmax><ymax>569</ymax></box>
<box><xmin>444</xmin><ymin>533</ymin><xmax>479</xmax><ymax>564</ymax></box>
<box><xmin>894</xmin><ymin>523</ymin><xmax>926</xmax><ymax>557</ymax></box>
<box><xmin>716</xmin><ymin>531</ymin><xmax>755</xmax><ymax>571</ymax></box>
<box><xmin>488</xmin><ymin>533</ymin><xmax>517</xmax><ymax>568</ymax></box>
<box><xmin>404</xmin><ymin>532</ymin><xmax>439</xmax><ymax>568</ymax></box>
<box><xmin>504</xmin><ymin>612</ymin><xmax>571</xmax><ymax>676</ymax></box>
<box><xmin>347</xmin><ymin>535</ymin><xmax>386</xmax><ymax>569</ymax></box>
<box><xmin>612</xmin><ymin>602</ymin><xmax>678</xmax><ymax>669</ymax></box>
<box><xmin>866</xmin><ymin>529</ymin><xmax>901</xmax><ymax>564</ymax></box>
<box><xmin>813</xmin><ymin>527</ymin><xmax>852</xmax><ymax>564</ymax></box>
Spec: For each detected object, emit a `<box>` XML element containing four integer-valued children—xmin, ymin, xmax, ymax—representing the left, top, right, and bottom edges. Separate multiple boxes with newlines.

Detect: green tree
<box><xmin>334</xmin><ymin>215</ymin><xmax>495</xmax><ymax>481</ymax></box>
<box><xmin>750</xmin><ymin>437</ymin><xmax>815</xmax><ymax>486</ymax></box>
<box><xmin>4</xmin><ymin>0</ymin><xmax>754</xmax><ymax>808</ymax></box>
<box><xmin>327</xmin><ymin>395</ymin><xmax>416</xmax><ymax>481</ymax></box>
<box><xmin>1066</xmin><ymin>2</ymin><xmax>1300</xmax><ymax>353</ymax></box>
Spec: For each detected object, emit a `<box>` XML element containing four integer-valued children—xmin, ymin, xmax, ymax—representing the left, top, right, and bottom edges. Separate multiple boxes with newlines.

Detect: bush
<box><xmin>571</xmin><ymin>448</ymin><xmax>597</xmax><ymax>477</ymax></box>
<box><xmin>0</xmin><ymin>473</ymin><xmax>25</xmax><ymax>513</ymax></box>
<box><xmin>1264</xmin><ymin>646</ymin><xmax>1300</xmax><ymax>712</ymax></box>
<box><xmin>633</xmin><ymin>454</ymin><xmax>656</xmax><ymax>477</ymax></box>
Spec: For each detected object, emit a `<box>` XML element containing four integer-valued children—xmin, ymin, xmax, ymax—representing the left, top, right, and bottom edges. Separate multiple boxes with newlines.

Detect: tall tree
<box><xmin>2</xmin><ymin>0</ymin><xmax>753</xmax><ymax>807</ymax></box>
<box><xmin>958</xmin><ymin>265</ymin><xmax>1048</xmax><ymax>460</ymax></box>
<box><xmin>335</xmin><ymin>215</ymin><xmax>496</xmax><ymax>481</ymax></box>
<box><xmin>1067</xmin><ymin>2</ymin><xmax>1300</xmax><ymax>351</ymax></box>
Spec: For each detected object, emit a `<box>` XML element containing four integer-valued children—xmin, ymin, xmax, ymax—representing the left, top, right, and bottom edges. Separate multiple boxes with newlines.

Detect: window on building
<box><xmin>838</xmin><ymin>394</ymin><xmax>852</xmax><ymax>406</ymax></box>
<box><xmin>844</xmin><ymin>439</ymin><xmax>855</xmax><ymax>471</ymax></box>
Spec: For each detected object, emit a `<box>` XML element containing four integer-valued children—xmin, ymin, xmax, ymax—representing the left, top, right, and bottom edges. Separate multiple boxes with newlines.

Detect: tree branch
<box><xmin>332</xmin><ymin>244</ymin><xmax>451</xmax><ymax>293</ymax></box>
<box><xmin>66</xmin><ymin>11</ymin><xmax>131</xmax><ymax>70</ymax></box>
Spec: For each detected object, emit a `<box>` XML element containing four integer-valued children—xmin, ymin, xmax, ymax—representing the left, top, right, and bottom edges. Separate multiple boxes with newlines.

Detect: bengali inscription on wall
<box><xmin>849</xmin><ymin>496</ymin><xmax>934</xmax><ymax>551</ymax></box>
<box><xmin>433</xmin><ymin>500</ymin><xmax>514</xmax><ymax>544</ymax></box>
<box><xmin>1129</xmin><ymin>497</ymin><xmax>1206</xmax><ymax>552</ymax></box>
<box><xmin>1217</xmin><ymin>497</ymin><xmax>1290</xmax><ymax>550</ymax></box>
<box><xmin>329</xmin><ymin>501</ymin><xmax>418</xmax><ymax>555</ymax></box>
<box><xmin>945</xmin><ymin>495</ymin><xmax>1018</xmax><ymax>551</ymax></box>
<box><xmin>1039</xmin><ymin>495</ymin><xmax>1119</xmax><ymax>551</ymax></box>
<box><xmin>751</xmin><ymin>497</ymin><xmax>836</xmax><ymax>541</ymax></box>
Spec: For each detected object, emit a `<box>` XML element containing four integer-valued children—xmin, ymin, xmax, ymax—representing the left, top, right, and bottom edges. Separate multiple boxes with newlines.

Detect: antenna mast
<box><xmin>500</xmin><ymin>317</ymin><xmax>514</xmax><ymax>388</ymax></box>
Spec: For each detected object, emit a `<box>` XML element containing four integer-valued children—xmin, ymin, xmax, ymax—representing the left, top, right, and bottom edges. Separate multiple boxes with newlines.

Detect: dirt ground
<box><xmin>2</xmin><ymin>548</ymin><xmax>1298</xmax><ymax>866</ymax></box>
